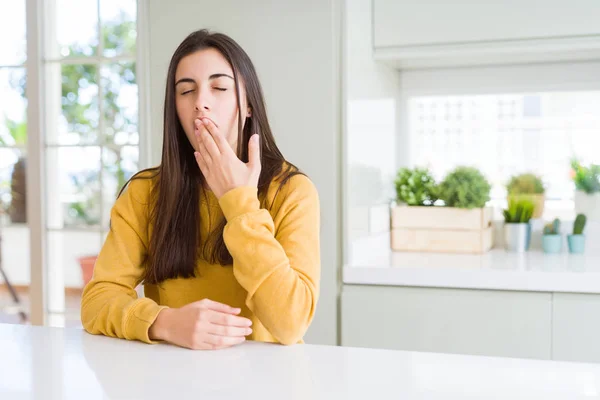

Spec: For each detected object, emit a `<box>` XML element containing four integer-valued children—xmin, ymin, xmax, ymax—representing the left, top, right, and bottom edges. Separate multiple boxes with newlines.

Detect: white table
<box><xmin>2</xmin><ymin>323</ymin><xmax>600</xmax><ymax>399</ymax></box>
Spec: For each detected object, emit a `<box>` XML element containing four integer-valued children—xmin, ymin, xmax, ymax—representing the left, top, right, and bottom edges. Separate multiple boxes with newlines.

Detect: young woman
<box><xmin>81</xmin><ymin>29</ymin><xmax>320</xmax><ymax>350</ymax></box>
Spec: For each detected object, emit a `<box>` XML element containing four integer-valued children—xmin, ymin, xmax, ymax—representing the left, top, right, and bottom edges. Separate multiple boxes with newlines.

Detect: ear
<box><xmin>246</xmin><ymin>106</ymin><xmax>252</xmax><ymax>117</ymax></box>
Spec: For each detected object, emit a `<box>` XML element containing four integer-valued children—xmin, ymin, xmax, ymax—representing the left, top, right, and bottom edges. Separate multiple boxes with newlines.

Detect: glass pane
<box><xmin>0</xmin><ymin>68</ymin><xmax>27</xmax><ymax>145</ymax></box>
<box><xmin>101</xmin><ymin>62</ymin><xmax>138</xmax><ymax>145</ymax></box>
<box><xmin>54</xmin><ymin>0</ymin><xmax>99</xmax><ymax>58</ymax></box>
<box><xmin>0</xmin><ymin>0</ymin><xmax>26</xmax><ymax>65</ymax></box>
<box><xmin>101</xmin><ymin>0</ymin><xmax>137</xmax><ymax>57</ymax></box>
<box><xmin>47</xmin><ymin>64</ymin><xmax>99</xmax><ymax>145</ymax></box>
<box><xmin>0</xmin><ymin>224</ymin><xmax>30</xmax><ymax>324</ymax></box>
<box><xmin>102</xmin><ymin>145</ymin><xmax>138</xmax><ymax>226</ymax></box>
<box><xmin>0</xmin><ymin>148</ymin><xmax>27</xmax><ymax>227</ymax></box>
<box><xmin>48</xmin><ymin>231</ymin><xmax>101</xmax><ymax>326</ymax></box>
<box><xmin>408</xmin><ymin>91</ymin><xmax>600</xmax><ymax>202</ymax></box>
<box><xmin>46</xmin><ymin>147</ymin><xmax>101</xmax><ymax>229</ymax></box>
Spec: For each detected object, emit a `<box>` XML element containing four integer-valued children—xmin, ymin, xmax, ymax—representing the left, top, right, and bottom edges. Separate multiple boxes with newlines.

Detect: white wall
<box><xmin>344</xmin><ymin>0</ymin><xmax>400</xmax><ymax>261</ymax></box>
<box><xmin>145</xmin><ymin>0</ymin><xmax>342</xmax><ymax>345</ymax></box>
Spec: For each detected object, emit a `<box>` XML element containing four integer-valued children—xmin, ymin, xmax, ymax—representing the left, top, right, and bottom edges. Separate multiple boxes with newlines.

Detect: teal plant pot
<box><xmin>567</xmin><ymin>234</ymin><xmax>586</xmax><ymax>254</ymax></box>
<box><xmin>542</xmin><ymin>235</ymin><xmax>562</xmax><ymax>254</ymax></box>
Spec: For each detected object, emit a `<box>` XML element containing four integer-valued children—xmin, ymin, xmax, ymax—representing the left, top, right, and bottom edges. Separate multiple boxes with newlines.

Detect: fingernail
<box><xmin>246</xmin><ymin>328</ymin><xmax>253</xmax><ymax>335</ymax></box>
<box><xmin>202</xmin><ymin>118</ymin><xmax>210</xmax><ymax>126</ymax></box>
<box><xmin>194</xmin><ymin>152</ymin><xmax>199</xmax><ymax>158</ymax></box>
<box><xmin>253</xmin><ymin>134</ymin><xmax>259</xmax><ymax>142</ymax></box>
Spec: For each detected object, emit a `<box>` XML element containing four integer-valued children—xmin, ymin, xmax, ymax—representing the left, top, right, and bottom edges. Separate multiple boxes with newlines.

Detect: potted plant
<box><xmin>79</xmin><ymin>256</ymin><xmax>97</xmax><ymax>286</ymax></box>
<box><xmin>391</xmin><ymin>166</ymin><xmax>493</xmax><ymax>254</ymax></box>
<box><xmin>571</xmin><ymin>159</ymin><xmax>600</xmax><ymax>220</ymax></box>
<box><xmin>567</xmin><ymin>214</ymin><xmax>587</xmax><ymax>254</ymax></box>
<box><xmin>394</xmin><ymin>167</ymin><xmax>438</xmax><ymax>206</ymax></box>
<box><xmin>506</xmin><ymin>173</ymin><xmax>545</xmax><ymax>219</ymax></box>
<box><xmin>437</xmin><ymin>166</ymin><xmax>491</xmax><ymax>210</ymax></box>
<box><xmin>503</xmin><ymin>198</ymin><xmax>534</xmax><ymax>252</ymax></box>
<box><xmin>542</xmin><ymin>218</ymin><xmax>562</xmax><ymax>254</ymax></box>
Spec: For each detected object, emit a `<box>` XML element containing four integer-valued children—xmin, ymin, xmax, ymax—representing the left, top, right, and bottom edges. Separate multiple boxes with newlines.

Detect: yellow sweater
<box><xmin>80</xmin><ymin>171</ymin><xmax>320</xmax><ymax>345</ymax></box>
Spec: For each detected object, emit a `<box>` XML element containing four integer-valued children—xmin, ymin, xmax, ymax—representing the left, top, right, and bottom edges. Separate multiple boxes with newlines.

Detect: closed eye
<box><xmin>214</xmin><ymin>87</ymin><xmax>227</xmax><ymax>91</ymax></box>
<box><xmin>181</xmin><ymin>89</ymin><xmax>194</xmax><ymax>95</ymax></box>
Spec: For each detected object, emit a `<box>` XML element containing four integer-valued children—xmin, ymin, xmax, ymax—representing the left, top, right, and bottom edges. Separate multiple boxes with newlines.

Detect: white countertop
<box><xmin>3</xmin><ymin>323</ymin><xmax>600</xmax><ymax>399</ymax></box>
<box><xmin>344</xmin><ymin>233</ymin><xmax>600</xmax><ymax>293</ymax></box>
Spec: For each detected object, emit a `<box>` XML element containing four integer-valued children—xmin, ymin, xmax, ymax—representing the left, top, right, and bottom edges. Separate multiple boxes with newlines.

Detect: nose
<box><xmin>194</xmin><ymin>88</ymin><xmax>211</xmax><ymax>113</ymax></box>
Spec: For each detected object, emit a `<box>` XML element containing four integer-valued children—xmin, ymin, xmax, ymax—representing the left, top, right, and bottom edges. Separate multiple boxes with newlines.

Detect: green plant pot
<box><xmin>567</xmin><ymin>234</ymin><xmax>586</xmax><ymax>254</ymax></box>
<box><xmin>542</xmin><ymin>235</ymin><xmax>562</xmax><ymax>254</ymax></box>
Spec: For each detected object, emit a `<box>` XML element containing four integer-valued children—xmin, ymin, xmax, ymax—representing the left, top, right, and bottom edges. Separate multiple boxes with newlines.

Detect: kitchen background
<box><xmin>1</xmin><ymin>0</ymin><xmax>600</xmax><ymax>363</ymax></box>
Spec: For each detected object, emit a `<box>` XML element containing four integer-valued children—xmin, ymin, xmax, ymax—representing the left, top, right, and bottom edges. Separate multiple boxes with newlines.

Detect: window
<box><xmin>44</xmin><ymin>0</ymin><xmax>139</xmax><ymax>320</ymax></box>
<box><xmin>0</xmin><ymin>0</ymin><xmax>27</xmax><ymax>224</ymax></box>
<box><xmin>45</xmin><ymin>0</ymin><xmax>138</xmax><ymax>228</ymax></box>
<box><xmin>0</xmin><ymin>0</ymin><xmax>31</xmax><ymax>323</ymax></box>
<box><xmin>0</xmin><ymin>0</ymin><xmax>141</xmax><ymax>325</ymax></box>
<box><xmin>408</xmin><ymin>91</ymin><xmax>600</xmax><ymax>219</ymax></box>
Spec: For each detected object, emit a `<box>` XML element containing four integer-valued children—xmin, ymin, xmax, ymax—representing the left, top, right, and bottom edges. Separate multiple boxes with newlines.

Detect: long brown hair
<box><xmin>120</xmin><ymin>30</ymin><xmax>303</xmax><ymax>284</ymax></box>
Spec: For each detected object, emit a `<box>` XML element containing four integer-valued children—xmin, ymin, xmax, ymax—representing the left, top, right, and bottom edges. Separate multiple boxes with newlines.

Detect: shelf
<box><xmin>344</xmin><ymin>232</ymin><xmax>600</xmax><ymax>294</ymax></box>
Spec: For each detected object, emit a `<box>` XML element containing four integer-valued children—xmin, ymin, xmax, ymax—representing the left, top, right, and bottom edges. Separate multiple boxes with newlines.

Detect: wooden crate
<box><xmin>390</xmin><ymin>206</ymin><xmax>493</xmax><ymax>254</ymax></box>
<box><xmin>391</xmin><ymin>206</ymin><xmax>492</xmax><ymax>230</ymax></box>
<box><xmin>391</xmin><ymin>226</ymin><xmax>493</xmax><ymax>253</ymax></box>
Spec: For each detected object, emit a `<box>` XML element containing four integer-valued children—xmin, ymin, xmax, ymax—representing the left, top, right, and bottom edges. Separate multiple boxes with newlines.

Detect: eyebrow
<box><xmin>175</xmin><ymin>74</ymin><xmax>234</xmax><ymax>87</ymax></box>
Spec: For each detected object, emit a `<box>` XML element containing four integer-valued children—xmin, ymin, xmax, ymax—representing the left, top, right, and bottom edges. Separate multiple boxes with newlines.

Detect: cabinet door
<box><xmin>342</xmin><ymin>285</ymin><xmax>552</xmax><ymax>360</ymax></box>
<box><xmin>553</xmin><ymin>293</ymin><xmax>600</xmax><ymax>363</ymax></box>
<box><xmin>374</xmin><ymin>0</ymin><xmax>600</xmax><ymax>48</ymax></box>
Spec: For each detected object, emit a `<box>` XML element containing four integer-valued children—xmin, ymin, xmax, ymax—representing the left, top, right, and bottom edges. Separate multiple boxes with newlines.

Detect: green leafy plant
<box><xmin>0</xmin><ymin>115</ymin><xmax>27</xmax><ymax>146</ymax></box>
<box><xmin>438</xmin><ymin>166</ymin><xmax>491</xmax><ymax>209</ymax></box>
<box><xmin>66</xmin><ymin>170</ymin><xmax>101</xmax><ymax>226</ymax></box>
<box><xmin>573</xmin><ymin>214</ymin><xmax>587</xmax><ymax>235</ymax></box>
<box><xmin>507</xmin><ymin>173</ymin><xmax>545</xmax><ymax>195</ymax></box>
<box><xmin>394</xmin><ymin>167</ymin><xmax>438</xmax><ymax>206</ymax></box>
<box><xmin>571</xmin><ymin>159</ymin><xmax>600</xmax><ymax>194</ymax></box>
<box><xmin>503</xmin><ymin>198</ymin><xmax>534</xmax><ymax>223</ymax></box>
<box><xmin>543</xmin><ymin>218</ymin><xmax>561</xmax><ymax>235</ymax></box>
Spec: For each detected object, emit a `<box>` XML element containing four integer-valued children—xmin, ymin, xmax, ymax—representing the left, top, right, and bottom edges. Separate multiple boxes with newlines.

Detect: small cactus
<box><xmin>543</xmin><ymin>218</ymin><xmax>561</xmax><ymax>235</ymax></box>
<box><xmin>573</xmin><ymin>214</ymin><xmax>587</xmax><ymax>235</ymax></box>
<box><xmin>553</xmin><ymin>218</ymin><xmax>560</xmax><ymax>234</ymax></box>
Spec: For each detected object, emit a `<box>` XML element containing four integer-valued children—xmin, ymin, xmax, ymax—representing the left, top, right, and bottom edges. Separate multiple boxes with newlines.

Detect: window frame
<box><xmin>22</xmin><ymin>0</ymin><xmax>149</xmax><ymax>325</ymax></box>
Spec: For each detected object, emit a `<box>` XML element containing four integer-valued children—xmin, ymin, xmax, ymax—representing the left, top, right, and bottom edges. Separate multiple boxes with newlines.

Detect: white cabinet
<box><xmin>342</xmin><ymin>285</ymin><xmax>600</xmax><ymax>362</ymax></box>
<box><xmin>552</xmin><ymin>293</ymin><xmax>600</xmax><ymax>363</ymax></box>
<box><xmin>342</xmin><ymin>285</ymin><xmax>552</xmax><ymax>360</ymax></box>
<box><xmin>374</xmin><ymin>0</ymin><xmax>600</xmax><ymax>48</ymax></box>
<box><xmin>372</xmin><ymin>0</ymin><xmax>600</xmax><ymax>68</ymax></box>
